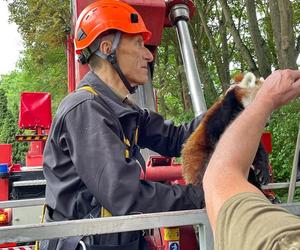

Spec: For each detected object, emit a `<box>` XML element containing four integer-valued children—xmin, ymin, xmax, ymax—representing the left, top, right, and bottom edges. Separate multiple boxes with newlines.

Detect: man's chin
<box><xmin>132</xmin><ymin>79</ymin><xmax>149</xmax><ymax>86</ymax></box>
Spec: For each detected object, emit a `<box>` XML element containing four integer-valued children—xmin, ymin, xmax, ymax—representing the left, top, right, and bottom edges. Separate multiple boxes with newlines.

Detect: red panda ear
<box><xmin>233</xmin><ymin>73</ymin><xmax>244</xmax><ymax>83</ymax></box>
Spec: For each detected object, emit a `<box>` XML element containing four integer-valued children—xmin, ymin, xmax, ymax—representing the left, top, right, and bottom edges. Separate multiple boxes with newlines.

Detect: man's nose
<box><xmin>144</xmin><ymin>47</ymin><xmax>154</xmax><ymax>62</ymax></box>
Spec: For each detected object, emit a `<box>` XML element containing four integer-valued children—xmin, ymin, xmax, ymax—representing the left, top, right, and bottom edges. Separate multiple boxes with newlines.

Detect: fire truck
<box><xmin>0</xmin><ymin>0</ymin><xmax>299</xmax><ymax>249</ymax></box>
<box><xmin>0</xmin><ymin>1</ymin><xmax>207</xmax><ymax>248</ymax></box>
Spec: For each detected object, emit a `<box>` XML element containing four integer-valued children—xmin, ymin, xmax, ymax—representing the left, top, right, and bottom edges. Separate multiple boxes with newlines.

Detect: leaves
<box><xmin>0</xmin><ymin>88</ymin><xmax>28</xmax><ymax>162</ymax></box>
<box><xmin>268</xmin><ymin>99</ymin><xmax>300</xmax><ymax>182</ymax></box>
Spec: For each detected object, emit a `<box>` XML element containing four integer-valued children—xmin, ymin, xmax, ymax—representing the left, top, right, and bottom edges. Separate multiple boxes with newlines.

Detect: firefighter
<box><xmin>203</xmin><ymin>69</ymin><xmax>300</xmax><ymax>249</ymax></box>
<box><xmin>42</xmin><ymin>1</ymin><xmax>204</xmax><ymax>249</ymax></box>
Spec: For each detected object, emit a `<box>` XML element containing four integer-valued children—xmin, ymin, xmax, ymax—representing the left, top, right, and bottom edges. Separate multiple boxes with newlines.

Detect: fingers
<box><xmin>282</xmin><ymin>69</ymin><xmax>300</xmax><ymax>82</ymax></box>
<box><xmin>259</xmin><ymin>69</ymin><xmax>300</xmax><ymax>109</ymax></box>
<box><xmin>289</xmin><ymin>77</ymin><xmax>300</xmax><ymax>100</ymax></box>
<box><xmin>284</xmin><ymin>71</ymin><xmax>300</xmax><ymax>98</ymax></box>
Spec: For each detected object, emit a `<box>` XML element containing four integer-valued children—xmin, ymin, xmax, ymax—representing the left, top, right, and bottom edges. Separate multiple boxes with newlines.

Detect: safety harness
<box><xmin>37</xmin><ymin>86</ymin><xmax>145</xmax><ymax>250</ymax></box>
<box><xmin>78</xmin><ymin>85</ymin><xmax>139</xmax><ymax>160</ymax></box>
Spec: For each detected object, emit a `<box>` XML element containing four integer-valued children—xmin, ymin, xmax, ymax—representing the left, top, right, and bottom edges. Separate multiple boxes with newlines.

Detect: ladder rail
<box><xmin>288</xmin><ymin>122</ymin><xmax>300</xmax><ymax>202</ymax></box>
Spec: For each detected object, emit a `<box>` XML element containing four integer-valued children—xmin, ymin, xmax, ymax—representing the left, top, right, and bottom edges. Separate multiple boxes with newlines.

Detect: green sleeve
<box><xmin>215</xmin><ymin>192</ymin><xmax>300</xmax><ymax>250</ymax></box>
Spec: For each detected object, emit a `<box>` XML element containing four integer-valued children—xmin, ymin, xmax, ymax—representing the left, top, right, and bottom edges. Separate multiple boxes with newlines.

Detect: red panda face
<box><xmin>229</xmin><ymin>72</ymin><xmax>263</xmax><ymax>108</ymax></box>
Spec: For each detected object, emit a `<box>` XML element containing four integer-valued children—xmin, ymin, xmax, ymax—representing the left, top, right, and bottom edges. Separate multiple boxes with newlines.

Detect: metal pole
<box><xmin>169</xmin><ymin>4</ymin><xmax>207</xmax><ymax>116</ymax></box>
<box><xmin>288</xmin><ymin>123</ymin><xmax>300</xmax><ymax>203</ymax></box>
<box><xmin>198</xmin><ymin>217</ymin><xmax>214</xmax><ymax>250</ymax></box>
<box><xmin>0</xmin><ymin>198</ymin><xmax>45</xmax><ymax>209</ymax></box>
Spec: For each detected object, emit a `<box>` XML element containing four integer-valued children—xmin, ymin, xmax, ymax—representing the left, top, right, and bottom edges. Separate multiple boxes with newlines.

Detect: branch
<box><xmin>296</xmin><ymin>35</ymin><xmax>300</xmax><ymax>54</ymax></box>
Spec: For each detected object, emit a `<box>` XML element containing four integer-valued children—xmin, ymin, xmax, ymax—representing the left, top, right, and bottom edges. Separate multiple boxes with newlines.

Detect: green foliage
<box><xmin>7</xmin><ymin>0</ymin><xmax>70</xmax><ymax>51</ymax></box>
<box><xmin>0</xmin><ymin>89</ymin><xmax>8</xmax><ymax>127</ymax></box>
<box><xmin>0</xmin><ymin>89</ymin><xmax>28</xmax><ymax>163</ymax></box>
<box><xmin>268</xmin><ymin>99</ymin><xmax>300</xmax><ymax>182</ymax></box>
<box><xmin>0</xmin><ymin>0</ymin><xmax>69</xmax><ymax>162</ymax></box>
<box><xmin>0</xmin><ymin>46</ymin><xmax>68</xmax><ymax>117</ymax></box>
<box><xmin>153</xmin><ymin>30</ymin><xmax>194</xmax><ymax>123</ymax></box>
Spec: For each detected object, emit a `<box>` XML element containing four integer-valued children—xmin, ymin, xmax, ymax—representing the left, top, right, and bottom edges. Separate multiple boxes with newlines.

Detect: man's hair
<box><xmin>88</xmin><ymin>32</ymin><xmax>116</xmax><ymax>71</ymax></box>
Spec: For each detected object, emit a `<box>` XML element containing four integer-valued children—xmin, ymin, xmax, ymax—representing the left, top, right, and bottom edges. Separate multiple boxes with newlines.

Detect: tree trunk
<box><xmin>297</xmin><ymin>35</ymin><xmax>300</xmax><ymax>55</ymax></box>
<box><xmin>189</xmin><ymin>16</ymin><xmax>219</xmax><ymax>107</ymax></box>
<box><xmin>219</xmin><ymin>0</ymin><xmax>259</xmax><ymax>75</ymax></box>
<box><xmin>245</xmin><ymin>0</ymin><xmax>271</xmax><ymax>77</ymax></box>
<box><xmin>196</xmin><ymin>0</ymin><xmax>230</xmax><ymax>92</ymax></box>
<box><xmin>157</xmin><ymin>90</ymin><xmax>168</xmax><ymax>118</ymax></box>
<box><xmin>269</xmin><ymin>0</ymin><xmax>282</xmax><ymax>68</ymax></box>
<box><xmin>277</xmin><ymin>0</ymin><xmax>298</xmax><ymax>69</ymax></box>
<box><xmin>197</xmin><ymin>53</ymin><xmax>219</xmax><ymax>107</ymax></box>
<box><xmin>270</xmin><ymin>0</ymin><xmax>297</xmax><ymax>69</ymax></box>
<box><xmin>219</xmin><ymin>11</ymin><xmax>231</xmax><ymax>91</ymax></box>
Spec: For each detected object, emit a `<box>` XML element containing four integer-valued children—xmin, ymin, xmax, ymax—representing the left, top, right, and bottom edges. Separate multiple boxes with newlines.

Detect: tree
<box><xmin>0</xmin><ymin>88</ymin><xmax>28</xmax><ymax>163</ymax></box>
<box><xmin>245</xmin><ymin>0</ymin><xmax>272</xmax><ymax>77</ymax></box>
<box><xmin>0</xmin><ymin>89</ymin><xmax>8</xmax><ymax>128</ymax></box>
<box><xmin>269</xmin><ymin>0</ymin><xmax>299</xmax><ymax>69</ymax></box>
<box><xmin>268</xmin><ymin>99</ymin><xmax>300</xmax><ymax>182</ymax></box>
<box><xmin>219</xmin><ymin>0</ymin><xmax>260</xmax><ymax>75</ymax></box>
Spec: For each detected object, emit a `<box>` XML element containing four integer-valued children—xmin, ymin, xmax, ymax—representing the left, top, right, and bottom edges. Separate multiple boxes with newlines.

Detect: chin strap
<box><xmin>94</xmin><ymin>31</ymin><xmax>137</xmax><ymax>94</ymax></box>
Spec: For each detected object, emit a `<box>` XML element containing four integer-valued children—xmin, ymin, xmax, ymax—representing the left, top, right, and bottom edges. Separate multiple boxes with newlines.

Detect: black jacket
<box><xmin>43</xmin><ymin>71</ymin><xmax>204</xmax><ymax>248</ymax></box>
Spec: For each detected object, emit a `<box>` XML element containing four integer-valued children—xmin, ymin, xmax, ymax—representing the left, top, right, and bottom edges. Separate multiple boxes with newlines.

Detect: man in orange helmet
<box><xmin>42</xmin><ymin>1</ymin><xmax>204</xmax><ymax>249</ymax></box>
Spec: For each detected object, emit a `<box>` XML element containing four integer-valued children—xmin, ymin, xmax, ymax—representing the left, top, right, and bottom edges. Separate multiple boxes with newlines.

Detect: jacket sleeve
<box><xmin>61</xmin><ymin>100</ymin><xmax>204</xmax><ymax>216</ymax></box>
<box><xmin>138</xmin><ymin>109</ymin><xmax>205</xmax><ymax>157</ymax></box>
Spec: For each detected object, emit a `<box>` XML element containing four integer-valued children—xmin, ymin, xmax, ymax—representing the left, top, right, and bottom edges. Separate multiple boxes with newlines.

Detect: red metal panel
<box><xmin>0</xmin><ymin>178</ymin><xmax>9</xmax><ymax>201</ymax></box>
<box><xmin>162</xmin><ymin>226</ymin><xmax>198</xmax><ymax>250</ymax></box>
<box><xmin>19</xmin><ymin>92</ymin><xmax>52</xmax><ymax>129</ymax></box>
<box><xmin>25</xmin><ymin>142</ymin><xmax>44</xmax><ymax>167</ymax></box>
<box><xmin>0</xmin><ymin>144</ymin><xmax>12</xmax><ymax>165</ymax></box>
<box><xmin>125</xmin><ymin>0</ymin><xmax>165</xmax><ymax>47</ymax></box>
<box><xmin>26</xmin><ymin>154</ymin><xmax>43</xmax><ymax>167</ymax></box>
<box><xmin>261</xmin><ymin>132</ymin><xmax>272</xmax><ymax>154</ymax></box>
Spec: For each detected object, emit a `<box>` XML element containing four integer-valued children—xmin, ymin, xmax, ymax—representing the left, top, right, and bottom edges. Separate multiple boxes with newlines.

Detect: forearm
<box><xmin>208</xmin><ymin>98</ymin><xmax>272</xmax><ymax>179</ymax></box>
<box><xmin>203</xmin><ymin>98</ymin><xmax>272</xmax><ymax>230</ymax></box>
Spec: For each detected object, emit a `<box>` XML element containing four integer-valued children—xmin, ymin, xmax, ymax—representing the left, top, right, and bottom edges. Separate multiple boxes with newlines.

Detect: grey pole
<box><xmin>169</xmin><ymin>4</ymin><xmax>207</xmax><ymax>116</ymax></box>
<box><xmin>287</xmin><ymin>122</ymin><xmax>300</xmax><ymax>203</ymax></box>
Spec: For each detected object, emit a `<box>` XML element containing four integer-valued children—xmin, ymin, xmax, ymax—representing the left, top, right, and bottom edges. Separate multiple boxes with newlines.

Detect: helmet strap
<box><xmin>94</xmin><ymin>31</ymin><xmax>137</xmax><ymax>94</ymax></box>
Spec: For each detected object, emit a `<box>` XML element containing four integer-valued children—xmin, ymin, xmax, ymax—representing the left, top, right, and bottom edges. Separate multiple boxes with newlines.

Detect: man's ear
<box><xmin>99</xmin><ymin>40</ymin><xmax>112</xmax><ymax>55</ymax></box>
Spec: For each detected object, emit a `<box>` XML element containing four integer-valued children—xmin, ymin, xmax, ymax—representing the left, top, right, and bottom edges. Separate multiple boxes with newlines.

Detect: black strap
<box><xmin>111</xmin><ymin>62</ymin><xmax>137</xmax><ymax>94</ymax></box>
<box><xmin>79</xmin><ymin>85</ymin><xmax>145</xmax><ymax>172</ymax></box>
<box><xmin>94</xmin><ymin>32</ymin><xmax>137</xmax><ymax>94</ymax></box>
<box><xmin>85</xmin><ymin>237</ymin><xmax>140</xmax><ymax>250</ymax></box>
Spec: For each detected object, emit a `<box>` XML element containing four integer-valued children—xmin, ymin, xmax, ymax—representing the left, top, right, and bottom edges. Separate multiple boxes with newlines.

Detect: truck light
<box><xmin>0</xmin><ymin>208</ymin><xmax>12</xmax><ymax>226</ymax></box>
<box><xmin>0</xmin><ymin>163</ymin><xmax>9</xmax><ymax>177</ymax></box>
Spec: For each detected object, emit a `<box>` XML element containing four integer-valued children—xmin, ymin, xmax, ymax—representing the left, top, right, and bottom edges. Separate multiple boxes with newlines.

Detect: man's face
<box><xmin>117</xmin><ymin>34</ymin><xmax>153</xmax><ymax>85</ymax></box>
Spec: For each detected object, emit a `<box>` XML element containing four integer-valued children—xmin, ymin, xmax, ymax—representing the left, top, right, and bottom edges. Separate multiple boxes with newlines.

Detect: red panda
<box><xmin>182</xmin><ymin>72</ymin><xmax>270</xmax><ymax>188</ymax></box>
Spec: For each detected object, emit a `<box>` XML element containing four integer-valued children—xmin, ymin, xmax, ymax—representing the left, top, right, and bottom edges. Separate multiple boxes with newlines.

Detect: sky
<box><xmin>0</xmin><ymin>1</ymin><xmax>24</xmax><ymax>75</ymax></box>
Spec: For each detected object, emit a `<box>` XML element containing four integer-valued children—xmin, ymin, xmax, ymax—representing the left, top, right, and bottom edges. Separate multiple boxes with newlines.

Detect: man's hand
<box><xmin>255</xmin><ymin>69</ymin><xmax>300</xmax><ymax>111</ymax></box>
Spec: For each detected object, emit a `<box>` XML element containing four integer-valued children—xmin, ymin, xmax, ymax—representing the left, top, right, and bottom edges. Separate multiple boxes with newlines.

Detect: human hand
<box><xmin>255</xmin><ymin>69</ymin><xmax>300</xmax><ymax>111</ymax></box>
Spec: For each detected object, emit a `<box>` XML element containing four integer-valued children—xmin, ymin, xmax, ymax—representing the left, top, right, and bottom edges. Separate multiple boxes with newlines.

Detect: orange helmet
<box><xmin>74</xmin><ymin>0</ymin><xmax>152</xmax><ymax>55</ymax></box>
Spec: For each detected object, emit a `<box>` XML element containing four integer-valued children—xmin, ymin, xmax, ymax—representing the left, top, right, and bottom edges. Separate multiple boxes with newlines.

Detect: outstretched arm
<box><xmin>203</xmin><ymin>69</ymin><xmax>300</xmax><ymax>232</ymax></box>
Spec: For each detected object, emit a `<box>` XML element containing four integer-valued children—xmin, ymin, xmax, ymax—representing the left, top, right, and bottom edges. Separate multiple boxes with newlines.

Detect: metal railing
<box><xmin>1</xmin><ymin>198</ymin><xmax>300</xmax><ymax>250</ymax></box>
<box><xmin>0</xmin><ymin>206</ymin><xmax>214</xmax><ymax>250</ymax></box>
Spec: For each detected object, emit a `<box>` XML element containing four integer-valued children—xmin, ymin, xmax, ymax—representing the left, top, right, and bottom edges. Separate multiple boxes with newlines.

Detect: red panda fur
<box><xmin>181</xmin><ymin>72</ymin><xmax>269</xmax><ymax>188</ymax></box>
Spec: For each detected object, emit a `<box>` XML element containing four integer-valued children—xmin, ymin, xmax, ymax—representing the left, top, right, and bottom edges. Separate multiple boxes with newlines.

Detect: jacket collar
<box><xmin>77</xmin><ymin>71</ymin><xmax>139</xmax><ymax>118</ymax></box>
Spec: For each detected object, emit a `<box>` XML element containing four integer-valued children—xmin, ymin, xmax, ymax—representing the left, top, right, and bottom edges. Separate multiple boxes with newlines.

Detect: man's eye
<box><xmin>137</xmin><ymin>39</ymin><xmax>144</xmax><ymax>47</ymax></box>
